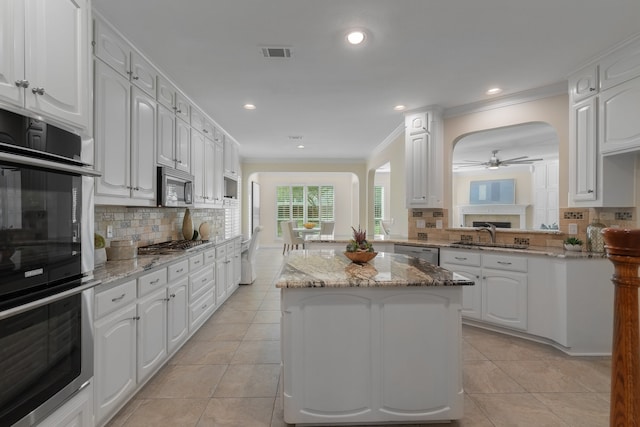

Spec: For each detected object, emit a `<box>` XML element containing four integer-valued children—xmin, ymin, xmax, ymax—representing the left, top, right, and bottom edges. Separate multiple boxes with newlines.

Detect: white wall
<box><xmin>248</xmin><ymin>172</ymin><xmax>359</xmax><ymax>247</ymax></box>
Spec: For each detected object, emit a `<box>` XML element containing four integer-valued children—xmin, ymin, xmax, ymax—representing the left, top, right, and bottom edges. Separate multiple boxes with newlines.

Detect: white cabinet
<box><xmin>192</xmin><ymin>131</ymin><xmax>220</xmax><ymax>206</ymax></box>
<box><xmin>404</xmin><ymin>109</ymin><xmax>443</xmax><ymax>208</ymax></box>
<box><xmin>168</xmin><ymin>277</ymin><xmax>189</xmax><ymax>353</ymax></box>
<box><xmin>136</xmin><ymin>288</ymin><xmax>167</xmax><ymax>383</ymax></box>
<box><xmin>191</xmin><ymin>129</ymin><xmax>206</xmax><ymax>204</ymax></box>
<box><xmin>93</xmin><ymin>18</ymin><xmax>157</xmax><ymax>97</ymax></box>
<box><xmin>157</xmin><ymin>103</ymin><xmax>191</xmax><ymax>173</ymax></box>
<box><xmin>39</xmin><ymin>382</ymin><xmax>93</xmax><ymax>427</ymax></box>
<box><xmin>94</xmin><ymin>60</ymin><xmax>156</xmax><ymax>205</ymax></box>
<box><xmin>441</xmin><ymin>249</ymin><xmax>527</xmax><ymax>331</ymax></box>
<box><xmin>223</xmin><ymin>138</ymin><xmax>239</xmax><ymax>179</ymax></box>
<box><xmin>156</xmin><ymin>75</ymin><xmax>190</xmax><ymax>123</ymax></box>
<box><xmin>215</xmin><ymin>244</ymin><xmax>229</xmax><ymax>304</ymax></box>
<box><xmin>187</xmin><ymin>252</ymin><xmax>215</xmax><ymax>331</ymax></box>
<box><xmin>568</xmin><ymin>35</ymin><xmax>639</xmax><ymax>207</ymax></box>
<box><xmin>532</xmin><ymin>161</ymin><xmax>559</xmax><ymax>228</ymax></box>
<box><xmin>0</xmin><ymin>0</ymin><xmax>90</xmax><ymax>130</ymax></box>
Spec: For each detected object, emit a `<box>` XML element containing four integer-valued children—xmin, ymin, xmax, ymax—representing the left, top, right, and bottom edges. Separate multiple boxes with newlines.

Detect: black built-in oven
<box><xmin>0</xmin><ymin>108</ymin><xmax>96</xmax><ymax>426</ymax></box>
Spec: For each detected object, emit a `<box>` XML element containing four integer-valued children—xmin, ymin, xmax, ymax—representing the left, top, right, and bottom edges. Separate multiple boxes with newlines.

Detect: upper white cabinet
<box><xmin>0</xmin><ymin>0</ymin><xmax>90</xmax><ymax>130</ymax></box>
<box><xmin>223</xmin><ymin>138</ymin><xmax>240</xmax><ymax>179</ymax></box>
<box><xmin>568</xmin><ymin>35</ymin><xmax>640</xmax><ymax>207</ymax></box>
<box><xmin>157</xmin><ymin>104</ymin><xmax>191</xmax><ymax>173</ymax></box>
<box><xmin>404</xmin><ymin>108</ymin><xmax>443</xmax><ymax>208</ymax></box>
<box><xmin>157</xmin><ymin>75</ymin><xmax>190</xmax><ymax>123</ymax></box>
<box><xmin>94</xmin><ymin>19</ymin><xmax>157</xmax><ymax>97</ymax></box>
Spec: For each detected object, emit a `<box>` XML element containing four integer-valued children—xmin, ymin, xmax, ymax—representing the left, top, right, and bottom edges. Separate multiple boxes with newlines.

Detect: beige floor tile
<box><xmin>214</xmin><ymin>364</ymin><xmax>280</xmax><ymax>398</ymax></box>
<box><xmin>259</xmin><ymin>300</ymin><xmax>281</xmax><ymax>311</ymax></box>
<box><xmin>169</xmin><ymin>340</ymin><xmax>240</xmax><ymax>365</ymax></box>
<box><xmin>270</xmin><ymin>397</ymin><xmax>288</xmax><ymax>427</ymax></box>
<box><xmin>533</xmin><ymin>392</ymin><xmax>610</xmax><ymax>427</ymax></box>
<box><xmin>197</xmin><ymin>397</ymin><xmax>275</xmax><ymax>427</ymax></box>
<box><xmin>139</xmin><ymin>364</ymin><xmax>227</xmax><ymax>398</ymax></box>
<box><xmin>494</xmin><ymin>360</ymin><xmax>589</xmax><ymax>392</ymax></box>
<box><xmin>244</xmin><ymin>323</ymin><xmax>281</xmax><ymax>340</ymax></box>
<box><xmin>210</xmin><ymin>308</ymin><xmax>257</xmax><ymax>324</ymax></box>
<box><xmin>105</xmin><ymin>398</ymin><xmax>148</xmax><ymax>427</ymax></box>
<box><xmin>253</xmin><ymin>310</ymin><xmax>281</xmax><ymax>323</ymax></box>
<box><xmin>464</xmin><ymin>332</ymin><xmax>568</xmax><ymax>361</ymax></box>
<box><xmin>263</xmin><ymin>291</ymin><xmax>281</xmax><ymax>301</ymax></box>
<box><xmin>470</xmin><ymin>393</ymin><xmax>570</xmax><ymax>427</ymax></box>
<box><xmin>554</xmin><ymin>358</ymin><xmax>611</xmax><ymax>392</ymax></box>
<box><xmin>462</xmin><ymin>340</ymin><xmax>488</xmax><ymax>361</ymax></box>
<box><xmin>224</xmin><ymin>299</ymin><xmax>263</xmax><ymax>310</ymax></box>
<box><xmin>231</xmin><ymin>340</ymin><xmax>281</xmax><ymax>364</ymax></box>
<box><xmin>191</xmin><ymin>322</ymin><xmax>250</xmax><ymax>342</ymax></box>
<box><xmin>463</xmin><ymin>360</ymin><xmax>526</xmax><ymax>393</ymax></box>
<box><xmin>121</xmin><ymin>398</ymin><xmax>209</xmax><ymax>427</ymax></box>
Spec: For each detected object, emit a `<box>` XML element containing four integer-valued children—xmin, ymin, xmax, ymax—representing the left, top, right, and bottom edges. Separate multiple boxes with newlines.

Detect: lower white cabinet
<box><xmin>39</xmin><ymin>382</ymin><xmax>93</xmax><ymax>427</ymax></box>
<box><xmin>136</xmin><ymin>288</ymin><xmax>167</xmax><ymax>382</ymax></box>
<box><xmin>441</xmin><ymin>249</ymin><xmax>527</xmax><ymax>331</ymax></box>
<box><xmin>167</xmin><ymin>277</ymin><xmax>189</xmax><ymax>353</ymax></box>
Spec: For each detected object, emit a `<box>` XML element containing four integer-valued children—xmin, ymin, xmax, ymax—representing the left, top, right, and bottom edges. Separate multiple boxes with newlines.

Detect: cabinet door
<box><xmin>406</xmin><ymin>111</ymin><xmax>430</xmax><ymax>136</ymax></box>
<box><xmin>215</xmin><ymin>258</ymin><xmax>227</xmax><ymax>303</ymax></box>
<box><xmin>25</xmin><ymin>0</ymin><xmax>89</xmax><ymax>129</ymax></box>
<box><xmin>131</xmin><ymin>87</ymin><xmax>156</xmax><ymax>201</ymax></box>
<box><xmin>569</xmin><ymin>97</ymin><xmax>597</xmax><ymax>202</ymax></box>
<box><xmin>94</xmin><ymin>305</ymin><xmax>137</xmax><ymax>424</ymax></box>
<box><xmin>213</xmin><ymin>140</ymin><xmax>224</xmax><ymax>205</ymax></box>
<box><xmin>569</xmin><ymin>64</ymin><xmax>598</xmax><ymax>103</ymax></box>
<box><xmin>599</xmin><ymin>38</ymin><xmax>640</xmax><ymax>91</ymax></box>
<box><xmin>174</xmin><ymin>91</ymin><xmax>190</xmax><ymax>123</ymax></box>
<box><xmin>192</xmin><ymin>130</ymin><xmax>206</xmax><ymax>203</ymax></box>
<box><xmin>156</xmin><ymin>74</ymin><xmax>176</xmax><ymax>110</ymax></box>
<box><xmin>137</xmin><ymin>288</ymin><xmax>168</xmax><ymax>382</ymax></box>
<box><xmin>157</xmin><ymin>104</ymin><xmax>176</xmax><ymax>167</ymax></box>
<box><xmin>130</xmin><ymin>51</ymin><xmax>157</xmax><ymax>97</ymax></box>
<box><xmin>599</xmin><ymin>76</ymin><xmax>640</xmax><ymax>154</ymax></box>
<box><xmin>39</xmin><ymin>382</ymin><xmax>93</xmax><ymax>427</ymax></box>
<box><xmin>482</xmin><ymin>269</ymin><xmax>527</xmax><ymax>330</ymax></box>
<box><xmin>442</xmin><ymin>263</ymin><xmax>481</xmax><ymax>320</ymax></box>
<box><xmin>233</xmin><ymin>247</ymin><xmax>242</xmax><ymax>287</ymax></box>
<box><xmin>93</xmin><ymin>17</ymin><xmax>130</xmax><ymax>78</ymax></box>
<box><xmin>224</xmin><ymin>139</ymin><xmax>239</xmax><ymax>177</ymax></box>
<box><xmin>175</xmin><ymin>118</ymin><xmax>191</xmax><ymax>173</ymax></box>
<box><xmin>204</xmin><ymin>138</ymin><xmax>216</xmax><ymax>203</ymax></box>
<box><xmin>168</xmin><ymin>278</ymin><xmax>189</xmax><ymax>354</ymax></box>
<box><xmin>94</xmin><ymin>61</ymin><xmax>131</xmax><ymax>198</ymax></box>
<box><xmin>0</xmin><ymin>0</ymin><xmax>24</xmax><ymax>106</ymax></box>
<box><xmin>225</xmin><ymin>255</ymin><xmax>235</xmax><ymax>294</ymax></box>
<box><xmin>405</xmin><ymin>132</ymin><xmax>430</xmax><ymax>206</ymax></box>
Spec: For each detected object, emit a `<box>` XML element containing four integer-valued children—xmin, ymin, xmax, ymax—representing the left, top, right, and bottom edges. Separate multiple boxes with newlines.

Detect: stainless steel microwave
<box><xmin>157</xmin><ymin>166</ymin><xmax>194</xmax><ymax>207</ymax></box>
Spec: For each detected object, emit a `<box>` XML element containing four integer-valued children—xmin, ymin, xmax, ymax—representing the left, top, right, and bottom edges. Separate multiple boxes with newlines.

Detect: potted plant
<box><xmin>345</xmin><ymin>226</ymin><xmax>377</xmax><ymax>263</ymax></box>
<box><xmin>95</xmin><ymin>233</ymin><xmax>107</xmax><ymax>266</ymax></box>
<box><xmin>564</xmin><ymin>237</ymin><xmax>584</xmax><ymax>252</ymax></box>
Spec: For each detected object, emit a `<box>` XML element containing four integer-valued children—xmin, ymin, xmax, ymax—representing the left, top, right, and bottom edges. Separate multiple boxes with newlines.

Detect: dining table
<box><xmin>293</xmin><ymin>227</ymin><xmax>321</xmax><ymax>239</ymax></box>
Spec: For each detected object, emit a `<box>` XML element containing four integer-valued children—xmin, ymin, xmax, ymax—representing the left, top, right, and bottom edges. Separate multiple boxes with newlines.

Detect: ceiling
<box><xmin>93</xmin><ymin>0</ymin><xmax>640</xmax><ymax>163</ymax></box>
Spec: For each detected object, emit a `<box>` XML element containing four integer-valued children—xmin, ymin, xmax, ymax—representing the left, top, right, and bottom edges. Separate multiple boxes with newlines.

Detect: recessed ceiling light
<box><xmin>243</xmin><ymin>104</ymin><xmax>256</xmax><ymax>110</ymax></box>
<box><xmin>393</xmin><ymin>105</ymin><xmax>406</xmax><ymax>111</ymax></box>
<box><xmin>297</xmin><ymin>144</ymin><xmax>305</xmax><ymax>149</ymax></box>
<box><xmin>486</xmin><ymin>87</ymin><xmax>502</xmax><ymax>95</ymax></box>
<box><xmin>346</xmin><ymin>30</ymin><xmax>365</xmax><ymax>45</ymax></box>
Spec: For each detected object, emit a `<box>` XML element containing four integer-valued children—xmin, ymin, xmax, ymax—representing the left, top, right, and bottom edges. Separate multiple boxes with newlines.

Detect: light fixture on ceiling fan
<box><xmin>454</xmin><ymin>150</ymin><xmax>543</xmax><ymax>170</ymax></box>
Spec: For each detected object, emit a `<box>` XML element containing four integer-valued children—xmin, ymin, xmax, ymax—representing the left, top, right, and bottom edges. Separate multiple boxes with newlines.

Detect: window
<box><xmin>276</xmin><ymin>185</ymin><xmax>334</xmax><ymax>236</ymax></box>
<box><xmin>373</xmin><ymin>185</ymin><xmax>384</xmax><ymax>235</ymax></box>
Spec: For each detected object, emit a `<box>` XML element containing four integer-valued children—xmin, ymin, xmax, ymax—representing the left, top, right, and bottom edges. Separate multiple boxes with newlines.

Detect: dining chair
<box><xmin>281</xmin><ymin>221</ymin><xmax>304</xmax><ymax>254</ymax></box>
<box><xmin>381</xmin><ymin>220</ymin><xmax>392</xmax><ymax>236</ymax></box>
<box><xmin>240</xmin><ymin>226</ymin><xmax>263</xmax><ymax>284</ymax></box>
<box><xmin>286</xmin><ymin>220</ymin><xmax>304</xmax><ymax>251</ymax></box>
<box><xmin>319</xmin><ymin>221</ymin><xmax>335</xmax><ymax>238</ymax></box>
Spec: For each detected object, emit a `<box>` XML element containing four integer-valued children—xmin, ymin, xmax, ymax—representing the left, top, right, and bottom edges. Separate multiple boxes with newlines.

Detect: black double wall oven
<box><xmin>0</xmin><ymin>109</ymin><xmax>95</xmax><ymax>427</ymax></box>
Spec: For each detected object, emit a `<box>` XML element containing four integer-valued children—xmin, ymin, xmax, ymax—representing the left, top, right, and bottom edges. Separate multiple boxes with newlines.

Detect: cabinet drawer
<box><xmin>204</xmin><ymin>249</ymin><xmax>216</xmax><ymax>264</ymax></box>
<box><xmin>168</xmin><ymin>259</ymin><xmax>189</xmax><ymax>281</ymax></box>
<box><xmin>215</xmin><ymin>244</ymin><xmax>227</xmax><ymax>259</ymax></box>
<box><xmin>138</xmin><ymin>268</ymin><xmax>167</xmax><ymax>297</ymax></box>
<box><xmin>189</xmin><ymin>266</ymin><xmax>214</xmax><ymax>301</ymax></box>
<box><xmin>440</xmin><ymin>250</ymin><xmax>481</xmax><ymax>267</ymax></box>
<box><xmin>95</xmin><ymin>280</ymin><xmax>136</xmax><ymax>319</ymax></box>
<box><xmin>189</xmin><ymin>290</ymin><xmax>215</xmax><ymax>330</ymax></box>
<box><xmin>189</xmin><ymin>253</ymin><xmax>205</xmax><ymax>271</ymax></box>
<box><xmin>482</xmin><ymin>254</ymin><xmax>527</xmax><ymax>272</ymax></box>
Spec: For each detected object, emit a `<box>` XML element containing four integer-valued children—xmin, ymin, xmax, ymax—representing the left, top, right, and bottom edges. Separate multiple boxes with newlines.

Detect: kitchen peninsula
<box><xmin>276</xmin><ymin>250</ymin><xmax>473</xmax><ymax>425</ymax></box>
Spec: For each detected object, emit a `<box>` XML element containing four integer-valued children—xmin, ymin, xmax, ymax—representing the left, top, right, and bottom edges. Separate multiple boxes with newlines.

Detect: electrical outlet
<box><xmin>416</xmin><ymin>220</ymin><xmax>426</xmax><ymax>228</ymax></box>
<box><xmin>106</xmin><ymin>225</ymin><xmax>114</xmax><ymax>238</ymax></box>
<box><xmin>436</xmin><ymin>220</ymin><xmax>443</xmax><ymax>229</ymax></box>
<box><xmin>568</xmin><ymin>223</ymin><xmax>578</xmax><ymax>235</ymax></box>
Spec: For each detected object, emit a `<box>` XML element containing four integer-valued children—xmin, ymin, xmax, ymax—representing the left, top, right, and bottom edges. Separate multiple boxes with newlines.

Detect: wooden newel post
<box><xmin>603</xmin><ymin>228</ymin><xmax>640</xmax><ymax>427</ymax></box>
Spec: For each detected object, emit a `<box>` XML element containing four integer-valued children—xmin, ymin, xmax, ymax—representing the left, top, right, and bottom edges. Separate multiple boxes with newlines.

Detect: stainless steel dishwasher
<box><xmin>394</xmin><ymin>244</ymin><xmax>440</xmax><ymax>265</ymax></box>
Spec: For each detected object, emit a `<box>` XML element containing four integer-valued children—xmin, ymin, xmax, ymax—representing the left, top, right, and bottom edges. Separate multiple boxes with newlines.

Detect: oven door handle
<box><xmin>0</xmin><ymin>151</ymin><xmax>102</xmax><ymax>177</ymax></box>
<box><xmin>0</xmin><ymin>279</ymin><xmax>101</xmax><ymax>321</ymax></box>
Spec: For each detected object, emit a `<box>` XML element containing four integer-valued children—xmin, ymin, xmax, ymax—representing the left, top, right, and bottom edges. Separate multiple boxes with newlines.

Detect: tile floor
<box><xmin>107</xmin><ymin>248</ymin><xmax>611</xmax><ymax>427</ymax></box>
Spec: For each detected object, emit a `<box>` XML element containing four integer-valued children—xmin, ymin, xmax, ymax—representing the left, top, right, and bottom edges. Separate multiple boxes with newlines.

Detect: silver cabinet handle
<box><xmin>194</xmin><ymin>260</ymin><xmax>201</xmax><ymax>265</ymax></box>
<box><xmin>475</xmin><ymin>275</ymin><xmax>480</xmax><ymax>279</ymax></box>
<box><xmin>132</xmin><ymin>316</ymin><xmax>140</xmax><ymax>320</ymax></box>
<box><xmin>590</xmin><ymin>87</ymin><xmax>596</xmax><ymax>92</ymax></box>
<box><xmin>202</xmin><ymin>277</ymin><xmax>207</xmax><ymax>283</ymax></box>
<box><xmin>176</xmin><ymin>268</ymin><xmax>184</xmax><ymax>273</ymax></box>
<box><xmin>150</xmin><ymin>278</ymin><xmax>160</xmax><ymax>285</ymax></box>
<box><xmin>170</xmin><ymin>293</ymin><xmax>176</xmax><ymax>298</ymax></box>
<box><xmin>32</xmin><ymin>87</ymin><xmax>45</xmax><ymax>95</ymax></box>
<box><xmin>132</xmin><ymin>75</ymin><xmax>139</xmax><ymax>80</ymax></box>
<box><xmin>454</xmin><ymin>257</ymin><xmax>467</xmax><ymax>261</ymax></box>
<box><xmin>203</xmin><ymin>129</ymin><xmax>209</xmax><ymax>134</ymax></box>
<box><xmin>201</xmin><ymin>303</ymin><xmax>208</xmax><ymax>309</ymax></box>
<box><xmin>112</xmin><ymin>293</ymin><xmax>126</xmax><ymax>302</ymax></box>
<box><xmin>163</xmin><ymin>297</ymin><xmax>171</xmax><ymax>301</ymax></box>
<box><xmin>587</xmin><ymin>189</ymin><xmax>594</xmax><ymax>193</ymax></box>
<box><xmin>497</xmin><ymin>261</ymin><xmax>512</xmax><ymax>265</ymax></box>
<box><xmin>482</xmin><ymin>276</ymin><xmax>487</xmax><ymax>280</ymax></box>
<box><xmin>15</xmin><ymin>79</ymin><xmax>29</xmax><ymax>88</ymax></box>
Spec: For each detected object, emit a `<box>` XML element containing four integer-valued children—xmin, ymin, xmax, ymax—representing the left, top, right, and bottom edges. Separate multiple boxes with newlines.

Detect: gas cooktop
<box><xmin>137</xmin><ymin>239</ymin><xmax>208</xmax><ymax>255</ymax></box>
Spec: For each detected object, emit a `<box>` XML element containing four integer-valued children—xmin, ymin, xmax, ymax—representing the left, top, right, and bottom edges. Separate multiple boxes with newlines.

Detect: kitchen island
<box><xmin>276</xmin><ymin>250</ymin><xmax>474</xmax><ymax>426</ymax></box>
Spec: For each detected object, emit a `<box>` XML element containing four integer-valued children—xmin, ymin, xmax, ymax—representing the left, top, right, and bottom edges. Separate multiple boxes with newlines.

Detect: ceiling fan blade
<box><xmin>503</xmin><ymin>157</ymin><xmax>544</xmax><ymax>164</ymax></box>
<box><xmin>454</xmin><ymin>163</ymin><xmax>487</xmax><ymax>168</ymax></box>
<box><xmin>499</xmin><ymin>156</ymin><xmax>528</xmax><ymax>163</ymax></box>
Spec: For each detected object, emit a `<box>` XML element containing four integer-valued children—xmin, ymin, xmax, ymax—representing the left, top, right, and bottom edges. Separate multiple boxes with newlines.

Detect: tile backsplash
<box><xmin>94</xmin><ymin>205</ymin><xmax>225</xmax><ymax>247</ymax></box>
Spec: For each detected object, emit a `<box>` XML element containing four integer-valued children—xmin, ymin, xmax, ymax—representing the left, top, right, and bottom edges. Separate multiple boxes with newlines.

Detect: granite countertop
<box><xmin>275</xmin><ymin>250</ymin><xmax>475</xmax><ymax>289</ymax></box>
<box><xmin>306</xmin><ymin>235</ymin><xmax>607</xmax><ymax>259</ymax></box>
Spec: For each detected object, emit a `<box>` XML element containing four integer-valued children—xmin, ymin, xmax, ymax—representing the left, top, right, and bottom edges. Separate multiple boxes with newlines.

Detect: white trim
<box><xmin>368</xmin><ymin>122</ymin><xmax>404</xmax><ymax>160</ymax></box>
<box><xmin>458</xmin><ymin>204</ymin><xmax>529</xmax><ymax>229</ymax></box>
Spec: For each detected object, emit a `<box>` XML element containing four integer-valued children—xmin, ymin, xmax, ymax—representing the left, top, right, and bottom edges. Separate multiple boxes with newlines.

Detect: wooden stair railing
<box><xmin>603</xmin><ymin>228</ymin><xmax>640</xmax><ymax>427</ymax></box>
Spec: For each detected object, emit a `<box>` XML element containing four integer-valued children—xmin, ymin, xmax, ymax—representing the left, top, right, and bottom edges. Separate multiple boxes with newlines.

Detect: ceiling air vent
<box><xmin>262</xmin><ymin>47</ymin><xmax>292</xmax><ymax>58</ymax></box>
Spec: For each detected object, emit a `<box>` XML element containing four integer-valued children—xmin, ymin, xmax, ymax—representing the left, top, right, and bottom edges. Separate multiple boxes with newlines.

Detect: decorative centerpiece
<box><xmin>344</xmin><ymin>226</ymin><xmax>377</xmax><ymax>264</ymax></box>
<box><xmin>303</xmin><ymin>222</ymin><xmax>316</xmax><ymax>229</ymax></box>
<box><xmin>564</xmin><ymin>237</ymin><xmax>584</xmax><ymax>252</ymax></box>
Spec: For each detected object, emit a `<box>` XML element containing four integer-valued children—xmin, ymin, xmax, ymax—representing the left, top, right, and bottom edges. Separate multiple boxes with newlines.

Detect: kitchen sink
<box><xmin>450</xmin><ymin>241</ymin><xmax>529</xmax><ymax>250</ymax></box>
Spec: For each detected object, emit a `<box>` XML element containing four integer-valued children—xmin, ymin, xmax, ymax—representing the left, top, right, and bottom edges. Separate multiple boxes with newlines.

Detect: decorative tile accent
<box><xmin>514</xmin><ymin>237</ymin><xmax>530</xmax><ymax>246</ymax></box>
<box><xmin>425</xmin><ymin>222</ymin><xmax>436</xmax><ymax>228</ymax></box>
<box><xmin>563</xmin><ymin>211</ymin><xmax>584</xmax><ymax>220</ymax></box>
<box><xmin>432</xmin><ymin>211</ymin><xmax>444</xmax><ymax>218</ymax></box>
<box><xmin>615</xmin><ymin>212</ymin><xmax>633</xmax><ymax>220</ymax></box>
<box><xmin>460</xmin><ymin>235</ymin><xmax>474</xmax><ymax>243</ymax></box>
<box><xmin>417</xmin><ymin>233</ymin><xmax>428</xmax><ymax>240</ymax></box>
<box><xmin>412</xmin><ymin>210</ymin><xmax>423</xmax><ymax>217</ymax></box>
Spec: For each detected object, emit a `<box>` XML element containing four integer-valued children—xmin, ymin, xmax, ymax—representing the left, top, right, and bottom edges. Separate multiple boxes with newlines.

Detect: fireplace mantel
<box><xmin>458</xmin><ymin>204</ymin><xmax>529</xmax><ymax>229</ymax></box>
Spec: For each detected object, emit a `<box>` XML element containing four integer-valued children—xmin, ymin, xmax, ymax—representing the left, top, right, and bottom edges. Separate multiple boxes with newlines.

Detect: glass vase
<box><xmin>586</xmin><ymin>219</ymin><xmax>606</xmax><ymax>252</ymax></box>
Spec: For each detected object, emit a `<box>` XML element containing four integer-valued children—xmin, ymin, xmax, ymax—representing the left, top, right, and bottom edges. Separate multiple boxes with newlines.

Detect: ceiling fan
<box><xmin>454</xmin><ymin>150</ymin><xmax>543</xmax><ymax>170</ymax></box>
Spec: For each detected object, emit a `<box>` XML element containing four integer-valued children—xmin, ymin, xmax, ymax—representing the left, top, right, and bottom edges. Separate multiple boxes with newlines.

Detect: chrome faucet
<box><xmin>477</xmin><ymin>223</ymin><xmax>497</xmax><ymax>243</ymax></box>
